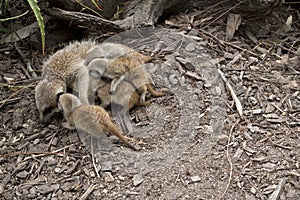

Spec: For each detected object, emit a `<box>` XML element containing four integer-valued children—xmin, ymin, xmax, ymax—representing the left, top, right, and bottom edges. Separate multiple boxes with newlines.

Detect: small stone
<box><xmin>132</xmin><ymin>174</ymin><xmax>143</xmax><ymax>186</ymax></box>
<box><xmin>102</xmin><ymin>172</ymin><xmax>114</xmax><ymax>182</ymax></box>
<box><xmin>118</xmin><ymin>175</ymin><xmax>125</xmax><ymax>181</ymax></box>
<box><xmin>50</xmin><ymin>137</ymin><xmax>58</xmax><ymax>146</ymax></box>
<box><xmin>185</xmin><ymin>43</ymin><xmax>196</xmax><ymax>51</ymax></box>
<box><xmin>224</xmin><ymin>52</ymin><xmax>234</xmax><ymax>59</ymax></box>
<box><xmin>61</xmin><ymin>182</ymin><xmax>75</xmax><ymax>192</ymax></box>
<box><xmin>216</xmin><ymin>134</ymin><xmax>228</xmax><ymax>144</ymax></box>
<box><xmin>33</xmin><ymin>138</ymin><xmax>40</xmax><ymax>145</ymax></box>
<box><xmin>101</xmin><ymin>161</ymin><xmax>112</xmax><ymax>172</ymax></box>
<box><xmin>190</xmin><ymin>175</ymin><xmax>201</xmax><ymax>183</ymax></box>
<box><xmin>47</xmin><ymin>156</ymin><xmax>58</xmax><ymax>166</ymax></box>
<box><xmin>169</xmin><ymin>74</ymin><xmax>178</xmax><ymax>85</ymax></box>
<box><xmin>250</xmin><ymin>187</ymin><xmax>256</xmax><ymax>194</ymax></box>
<box><xmin>103</xmin><ymin>189</ymin><xmax>108</xmax><ymax>194</ymax></box>
<box><xmin>54</xmin><ymin>167</ymin><xmax>61</xmax><ymax>173</ymax></box>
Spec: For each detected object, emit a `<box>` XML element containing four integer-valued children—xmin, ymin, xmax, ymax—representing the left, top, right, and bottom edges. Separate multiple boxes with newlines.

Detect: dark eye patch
<box><xmin>89</xmin><ymin>70</ymin><xmax>101</xmax><ymax>78</ymax></box>
<box><xmin>56</xmin><ymin>92</ymin><xmax>64</xmax><ymax>103</ymax></box>
<box><xmin>43</xmin><ymin>106</ymin><xmax>55</xmax><ymax>115</ymax></box>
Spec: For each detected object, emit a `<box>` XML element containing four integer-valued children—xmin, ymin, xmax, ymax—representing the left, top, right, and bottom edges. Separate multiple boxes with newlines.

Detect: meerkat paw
<box><xmin>124</xmin><ymin>136</ymin><xmax>146</xmax><ymax>145</ymax></box>
<box><xmin>62</xmin><ymin>122</ymin><xmax>76</xmax><ymax>130</ymax></box>
<box><xmin>139</xmin><ymin>93</ymin><xmax>146</xmax><ymax>103</ymax></box>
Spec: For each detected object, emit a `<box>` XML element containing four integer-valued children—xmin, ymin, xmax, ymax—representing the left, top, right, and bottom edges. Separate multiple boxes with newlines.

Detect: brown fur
<box><xmin>58</xmin><ymin>94</ymin><xmax>138</xmax><ymax>151</ymax></box>
<box><xmin>88</xmin><ymin>51</ymin><xmax>163</xmax><ymax>103</ymax></box>
<box><xmin>35</xmin><ymin>41</ymin><xmax>96</xmax><ymax>123</ymax></box>
<box><xmin>85</xmin><ymin>43</ymin><xmax>134</xmax><ymax>66</ymax></box>
<box><xmin>96</xmin><ymin>79</ymin><xmax>151</xmax><ymax>109</ymax></box>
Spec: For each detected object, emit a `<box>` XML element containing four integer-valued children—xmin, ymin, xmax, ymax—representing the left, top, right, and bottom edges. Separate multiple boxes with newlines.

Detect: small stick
<box><xmin>79</xmin><ymin>184</ymin><xmax>98</xmax><ymax>200</ymax></box>
<box><xmin>219</xmin><ymin>120</ymin><xmax>239</xmax><ymax>199</ymax></box>
<box><xmin>218</xmin><ymin>69</ymin><xmax>243</xmax><ymax>117</ymax></box>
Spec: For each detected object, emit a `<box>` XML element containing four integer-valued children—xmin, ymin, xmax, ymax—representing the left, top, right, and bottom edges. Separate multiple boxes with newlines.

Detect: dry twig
<box><xmin>79</xmin><ymin>183</ymin><xmax>98</xmax><ymax>200</ymax></box>
<box><xmin>218</xmin><ymin>69</ymin><xmax>243</xmax><ymax>117</ymax></box>
<box><xmin>219</xmin><ymin>119</ymin><xmax>239</xmax><ymax>199</ymax></box>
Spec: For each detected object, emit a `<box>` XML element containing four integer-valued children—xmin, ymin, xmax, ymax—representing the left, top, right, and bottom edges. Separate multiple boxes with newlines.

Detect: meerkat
<box><xmin>84</xmin><ymin>43</ymin><xmax>135</xmax><ymax>66</ymax></box>
<box><xmin>88</xmin><ymin>52</ymin><xmax>164</xmax><ymax>103</ymax></box>
<box><xmin>35</xmin><ymin>41</ymin><xmax>96</xmax><ymax>123</ymax></box>
<box><xmin>84</xmin><ymin>43</ymin><xmax>153</xmax><ymax>93</ymax></box>
<box><xmin>96</xmin><ymin>79</ymin><xmax>151</xmax><ymax>133</ymax></box>
<box><xmin>58</xmin><ymin>93</ymin><xmax>138</xmax><ymax>151</ymax></box>
<box><xmin>95</xmin><ymin>78</ymin><xmax>151</xmax><ymax>109</ymax></box>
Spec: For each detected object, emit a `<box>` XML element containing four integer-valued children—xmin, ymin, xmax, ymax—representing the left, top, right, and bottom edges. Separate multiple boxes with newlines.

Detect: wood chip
<box><xmin>268</xmin><ymin>178</ymin><xmax>286</xmax><ymax>200</ymax></box>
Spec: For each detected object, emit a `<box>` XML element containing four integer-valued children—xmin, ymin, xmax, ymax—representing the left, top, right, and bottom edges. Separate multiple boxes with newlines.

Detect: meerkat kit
<box><xmin>35</xmin><ymin>41</ymin><xmax>165</xmax><ymax>150</ymax></box>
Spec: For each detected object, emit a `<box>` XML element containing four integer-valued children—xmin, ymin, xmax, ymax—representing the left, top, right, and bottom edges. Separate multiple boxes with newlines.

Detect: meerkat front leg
<box><xmin>110</xmin><ymin>76</ymin><xmax>125</xmax><ymax>93</ymax></box>
<box><xmin>77</xmin><ymin>66</ymin><xmax>90</xmax><ymax>104</ymax></box>
<box><xmin>62</xmin><ymin>122</ymin><xmax>76</xmax><ymax>130</ymax></box>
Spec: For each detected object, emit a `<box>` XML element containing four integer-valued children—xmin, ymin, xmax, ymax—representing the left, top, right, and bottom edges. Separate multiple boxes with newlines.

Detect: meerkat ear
<box><xmin>87</xmin><ymin>58</ymin><xmax>108</xmax><ymax>78</ymax></box>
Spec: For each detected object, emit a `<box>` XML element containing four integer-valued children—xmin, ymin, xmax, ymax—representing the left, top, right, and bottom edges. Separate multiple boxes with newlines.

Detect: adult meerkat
<box><xmin>88</xmin><ymin>52</ymin><xmax>164</xmax><ymax>103</ymax></box>
<box><xmin>58</xmin><ymin>93</ymin><xmax>138</xmax><ymax>151</ymax></box>
<box><xmin>35</xmin><ymin>41</ymin><xmax>95</xmax><ymax>123</ymax></box>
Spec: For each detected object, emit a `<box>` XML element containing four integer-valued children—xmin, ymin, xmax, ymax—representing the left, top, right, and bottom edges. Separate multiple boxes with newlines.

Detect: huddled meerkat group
<box><xmin>35</xmin><ymin>41</ymin><xmax>165</xmax><ymax>150</ymax></box>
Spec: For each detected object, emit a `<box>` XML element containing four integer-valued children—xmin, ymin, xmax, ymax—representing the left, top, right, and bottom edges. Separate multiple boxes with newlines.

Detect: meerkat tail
<box><xmin>105</xmin><ymin>121</ymin><xmax>138</xmax><ymax>151</ymax></box>
<box><xmin>146</xmin><ymin>84</ymin><xmax>165</xmax><ymax>97</ymax></box>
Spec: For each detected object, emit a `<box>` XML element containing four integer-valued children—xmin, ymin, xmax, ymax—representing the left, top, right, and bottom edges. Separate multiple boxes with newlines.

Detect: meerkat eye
<box><xmin>43</xmin><ymin>106</ymin><xmax>55</xmax><ymax>115</ymax></box>
<box><xmin>89</xmin><ymin>70</ymin><xmax>101</xmax><ymax>78</ymax></box>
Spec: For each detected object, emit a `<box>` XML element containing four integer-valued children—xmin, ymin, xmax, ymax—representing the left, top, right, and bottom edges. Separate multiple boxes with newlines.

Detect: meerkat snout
<box><xmin>35</xmin><ymin>79</ymin><xmax>66</xmax><ymax>123</ymax></box>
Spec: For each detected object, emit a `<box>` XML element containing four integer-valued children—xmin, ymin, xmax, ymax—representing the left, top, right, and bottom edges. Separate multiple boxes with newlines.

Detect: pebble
<box><xmin>190</xmin><ymin>175</ymin><xmax>201</xmax><ymax>183</ymax></box>
<box><xmin>102</xmin><ymin>172</ymin><xmax>115</xmax><ymax>182</ymax></box>
<box><xmin>132</xmin><ymin>174</ymin><xmax>143</xmax><ymax>186</ymax></box>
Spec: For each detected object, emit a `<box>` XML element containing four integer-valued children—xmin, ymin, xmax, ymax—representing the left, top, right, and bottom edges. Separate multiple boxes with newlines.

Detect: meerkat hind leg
<box><xmin>118</xmin><ymin>111</ymin><xmax>133</xmax><ymax>134</ymax></box>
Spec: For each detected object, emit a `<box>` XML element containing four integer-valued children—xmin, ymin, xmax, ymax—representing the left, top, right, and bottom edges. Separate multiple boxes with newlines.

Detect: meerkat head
<box><xmin>58</xmin><ymin>94</ymin><xmax>82</xmax><ymax>117</ymax></box>
<box><xmin>85</xmin><ymin>46</ymin><xmax>106</xmax><ymax>66</ymax></box>
<box><xmin>35</xmin><ymin>79</ymin><xmax>66</xmax><ymax>123</ymax></box>
<box><xmin>100</xmin><ymin>43</ymin><xmax>132</xmax><ymax>59</ymax></box>
<box><xmin>85</xmin><ymin>43</ymin><xmax>133</xmax><ymax>65</ymax></box>
<box><xmin>87</xmin><ymin>58</ymin><xmax>111</xmax><ymax>92</ymax></box>
<box><xmin>87</xmin><ymin>58</ymin><xmax>110</xmax><ymax>78</ymax></box>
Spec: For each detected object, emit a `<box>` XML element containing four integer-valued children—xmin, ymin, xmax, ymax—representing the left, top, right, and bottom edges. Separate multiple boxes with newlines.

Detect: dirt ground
<box><xmin>0</xmin><ymin>2</ymin><xmax>299</xmax><ymax>200</ymax></box>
